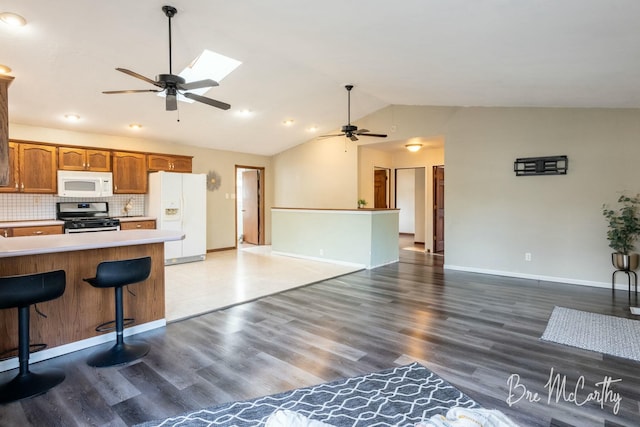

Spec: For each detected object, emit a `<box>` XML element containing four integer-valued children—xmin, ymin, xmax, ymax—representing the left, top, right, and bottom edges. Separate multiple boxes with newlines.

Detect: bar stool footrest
<box><xmin>0</xmin><ymin>343</ymin><xmax>47</xmax><ymax>361</ymax></box>
<box><xmin>95</xmin><ymin>318</ymin><xmax>135</xmax><ymax>333</ymax></box>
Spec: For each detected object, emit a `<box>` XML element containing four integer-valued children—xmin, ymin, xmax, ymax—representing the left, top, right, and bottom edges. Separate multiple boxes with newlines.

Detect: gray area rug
<box><xmin>135</xmin><ymin>362</ymin><xmax>479</xmax><ymax>427</ymax></box>
<box><xmin>541</xmin><ymin>306</ymin><xmax>640</xmax><ymax>362</ymax></box>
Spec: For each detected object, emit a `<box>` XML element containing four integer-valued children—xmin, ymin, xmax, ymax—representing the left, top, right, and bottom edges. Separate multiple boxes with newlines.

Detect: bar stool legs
<box><xmin>86</xmin><ymin>286</ymin><xmax>149</xmax><ymax>367</ymax></box>
<box><xmin>0</xmin><ymin>270</ymin><xmax>66</xmax><ymax>403</ymax></box>
<box><xmin>84</xmin><ymin>257</ymin><xmax>152</xmax><ymax>367</ymax></box>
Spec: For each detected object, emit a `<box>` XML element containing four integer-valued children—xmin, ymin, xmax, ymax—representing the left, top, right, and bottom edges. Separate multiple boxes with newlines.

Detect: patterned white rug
<box><xmin>541</xmin><ymin>306</ymin><xmax>640</xmax><ymax>362</ymax></box>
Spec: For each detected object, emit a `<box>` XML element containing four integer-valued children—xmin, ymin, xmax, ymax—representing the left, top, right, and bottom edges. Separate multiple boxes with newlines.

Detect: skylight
<box><xmin>160</xmin><ymin>49</ymin><xmax>241</xmax><ymax>104</ymax></box>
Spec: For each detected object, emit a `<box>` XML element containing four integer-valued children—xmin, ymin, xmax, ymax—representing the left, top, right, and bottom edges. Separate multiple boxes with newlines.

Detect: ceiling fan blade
<box><xmin>166</xmin><ymin>93</ymin><xmax>177</xmax><ymax>111</ymax></box>
<box><xmin>360</xmin><ymin>133</ymin><xmax>388</xmax><ymax>138</ymax></box>
<box><xmin>116</xmin><ymin>68</ymin><xmax>162</xmax><ymax>87</ymax></box>
<box><xmin>350</xmin><ymin>134</ymin><xmax>359</xmax><ymax>141</ymax></box>
<box><xmin>178</xmin><ymin>79</ymin><xmax>219</xmax><ymax>91</ymax></box>
<box><xmin>183</xmin><ymin>92</ymin><xmax>231</xmax><ymax>110</ymax></box>
<box><xmin>356</xmin><ymin>129</ymin><xmax>370</xmax><ymax>133</ymax></box>
<box><xmin>318</xmin><ymin>134</ymin><xmax>344</xmax><ymax>138</ymax></box>
<box><xmin>102</xmin><ymin>89</ymin><xmax>162</xmax><ymax>94</ymax></box>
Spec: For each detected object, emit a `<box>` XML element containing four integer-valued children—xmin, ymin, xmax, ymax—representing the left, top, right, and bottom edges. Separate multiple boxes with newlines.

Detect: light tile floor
<box><xmin>164</xmin><ymin>246</ymin><xmax>362</xmax><ymax>322</ymax></box>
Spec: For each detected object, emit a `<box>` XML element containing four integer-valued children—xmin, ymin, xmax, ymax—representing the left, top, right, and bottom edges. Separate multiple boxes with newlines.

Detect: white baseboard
<box><xmin>443</xmin><ymin>264</ymin><xmax>629</xmax><ymax>290</ymax></box>
<box><xmin>0</xmin><ymin>319</ymin><xmax>166</xmax><ymax>373</ymax></box>
<box><xmin>270</xmin><ymin>250</ymin><xmax>366</xmax><ymax>269</ymax></box>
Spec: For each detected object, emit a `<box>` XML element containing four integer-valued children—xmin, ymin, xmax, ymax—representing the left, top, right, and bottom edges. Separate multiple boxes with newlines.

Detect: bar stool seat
<box><xmin>83</xmin><ymin>257</ymin><xmax>151</xmax><ymax>367</ymax></box>
<box><xmin>0</xmin><ymin>270</ymin><xmax>66</xmax><ymax>403</ymax></box>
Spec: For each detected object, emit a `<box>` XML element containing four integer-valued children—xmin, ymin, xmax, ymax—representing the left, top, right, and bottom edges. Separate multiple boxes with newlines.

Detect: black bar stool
<box><xmin>0</xmin><ymin>270</ymin><xmax>66</xmax><ymax>403</ymax></box>
<box><xmin>83</xmin><ymin>257</ymin><xmax>151</xmax><ymax>367</ymax></box>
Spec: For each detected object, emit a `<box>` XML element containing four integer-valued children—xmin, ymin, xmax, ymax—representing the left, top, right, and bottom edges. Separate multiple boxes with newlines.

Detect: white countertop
<box><xmin>0</xmin><ymin>229</ymin><xmax>183</xmax><ymax>258</ymax></box>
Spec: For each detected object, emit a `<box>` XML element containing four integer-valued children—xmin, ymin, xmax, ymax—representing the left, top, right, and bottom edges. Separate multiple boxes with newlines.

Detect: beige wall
<box><xmin>273</xmin><ymin>105</ymin><xmax>640</xmax><ymax>288</ymax></box>
<box><xmin>8</xmin><ymin>123</ymin><xmax>273</xmax><ymax>249</ymax></box>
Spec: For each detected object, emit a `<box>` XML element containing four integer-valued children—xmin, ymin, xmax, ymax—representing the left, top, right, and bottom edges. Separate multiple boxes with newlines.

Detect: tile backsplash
<box><xmin>0</xmin><ymin>194</ymin><xmax>146</xmax><ymax>221</ymax></box>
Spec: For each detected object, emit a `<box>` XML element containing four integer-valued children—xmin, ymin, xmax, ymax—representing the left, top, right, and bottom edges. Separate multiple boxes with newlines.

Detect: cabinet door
<box><xmin>147</xmin><ymin>154</ymin><xmax>173</xmax><ymax>171</ymax></box>
<box><xmin>0</xmin><ymin>142</ymin><xmax>18</xmax><ymax>192</ymax></box>
<box><xmin>112</xmin><ymin>151</ymin><xmax>147</xmax><ymax>193</ymax></box>
<box><xmin>86</xmin><ymin>149</ymin><xmax>111</xmax><ymax>171</ymax></box>
<box><xmin>0</xmin><ymin>228</ymin><xmax>12</xmax><ymax>237</ymax></box>
<box><xmin>58</xmin><ymin>147</ymin><xmax>86</xmax><ymax>170</ymax></box>
<box><xmin>170</xmin><ymin>156</ymin><xmax>192</xmax><ymax>172</ymax></box>
<box><xmin>19</xmin><ymin>143</ymin><xmax>57</xmax><ymax>193</ymax></box>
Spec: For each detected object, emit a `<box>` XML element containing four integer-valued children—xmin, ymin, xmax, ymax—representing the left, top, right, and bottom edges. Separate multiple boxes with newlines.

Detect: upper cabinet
<box><xmin>147</xmin><ymin>154</ymin><xmax>192</xmax><ymax>173</ymax></box>
<box><xmin>0</xmin><ymin>141</ymin><xmax>57</xmax><ymax>193</ymax></box>
<box><xmin>58</xmin><ymin>147</ymin><xmax>111</xmax><ymax>171</ymax></box>
<box><xmin>112</xmin><ymin>151</ymin><xmax>147</xmax><ymax>194</ymax></box>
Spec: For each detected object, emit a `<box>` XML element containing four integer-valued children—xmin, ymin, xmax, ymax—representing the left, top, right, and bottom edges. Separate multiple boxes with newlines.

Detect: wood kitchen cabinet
<box><xmin>112</xmin><ymin>151</ymin><xmax>147</xmax><ymax>193</ymax></box>
<box><xmin>11</xmin><ymin>224</ymin><xmax>63</xmax><ymax>237</ymax></box>
<box><xmin>0</xmin><ymin>141</ymin><xmax>57</xmax><ymax>193</ymax></box>
<box><xmin>147</xmin><ymin>154</ymin><xmax>192</xmax><ymax>172</ymax></box>
<box><xmin>120</xmin><ymin>220</ymin><xmax>156</xmax><ymax>230</ymax></box>
<box><xmin>58</xmin><ymin>147</ymin><xmax>111</xmax><ymax>171</ymax></box>
<box><xmin>0</xmin><ymin>227</ymin><xmax>12</xmax><ymax>238</ymax></box>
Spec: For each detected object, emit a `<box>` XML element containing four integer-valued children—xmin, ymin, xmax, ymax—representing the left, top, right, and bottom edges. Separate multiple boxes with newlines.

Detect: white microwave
<box><xmin>57</xmin><ymin>171</ymin><xmax>114</xmax><ymax>198</ymax></box>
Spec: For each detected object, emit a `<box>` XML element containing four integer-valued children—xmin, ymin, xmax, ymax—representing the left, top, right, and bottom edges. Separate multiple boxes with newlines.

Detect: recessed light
<box><xmin>307</xmin><ymin>126</ymin><xmax>319</xmax><ymax>132</ymax></box>
<box><xmin>0</xmin><ymin>12</ymin><xmax>27</xmax><ymax>27</ymax></box>
<box><xmin>282</xmin><ymin>119</ymin><xmax>295</xmax><ymax>126</ymax></box>
<box><xmin>0</xmin><ymin>64</ymin><xmax>11</xmax><ymax>75</ymax></box>
<box><xmin>236</xmin><ymin>109</ymin><xmax>252</xmax><ymax>117</ymax></box>
<box><xmin>129</xmin><ymin>123</ymin><xmax>143</xmax><ymax>130</ymax></box>
<box><xmin>64</xmin><ymin>114</ymin><xmax>81</xmax><ymax>122</ymax></box>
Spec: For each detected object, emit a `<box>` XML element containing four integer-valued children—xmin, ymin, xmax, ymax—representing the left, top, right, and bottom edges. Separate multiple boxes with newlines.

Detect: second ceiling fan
<box><xmin>103</xmin><ymin>5</ymin><xmax>230</xmax><ymax>112</ymax></box>
<box><xmin>320</xmin><ymin>85</ymin><xmax>387</xmax><ymax>141</ymax></box>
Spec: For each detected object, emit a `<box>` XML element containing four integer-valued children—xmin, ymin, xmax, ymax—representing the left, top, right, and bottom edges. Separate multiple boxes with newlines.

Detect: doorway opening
<box><xmin>235</xmin><ymin>165</ymin><xmax>265</xmax><ymax>248</ymax></box>
<box><xmin>395</xmin><ymin>167</ymin><xmax>426</xmax><ymax>250</ymax></box>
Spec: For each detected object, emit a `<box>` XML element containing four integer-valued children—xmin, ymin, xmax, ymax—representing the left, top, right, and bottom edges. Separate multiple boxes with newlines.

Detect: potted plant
<box><xmin>602</xmin><ymin>194</ymin><xmax>640</xmax><ymax>270</ymax></box>
<box><xmin>357</xmin><ymin>199</ymin><xmax>367</xmax><ymax>209</ymax></box>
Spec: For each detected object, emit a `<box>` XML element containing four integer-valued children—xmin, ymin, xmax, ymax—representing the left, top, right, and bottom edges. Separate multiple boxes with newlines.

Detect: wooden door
<box><xmin>58</xmin><ymin>147</ymin><xmax>86</xmax><ymax>170</ymax></box>
<box><xmin>242</xmin><ymin>169</ymin><xmax>260</xmax><ymax>245</ymax></box>
<box><xmin>19</xmin><ymin>143</ymin><xmax>57</xmax><ymax>193</ymax></box>
<box><xmin>374</xmin><ymin>169</ymin><xmax>388</xmax><ymax>208</ymax></box>
<box><xmin>433</xmin><ymin>166</ymin><xmax>445</xmax><ymax>252</ymax></box>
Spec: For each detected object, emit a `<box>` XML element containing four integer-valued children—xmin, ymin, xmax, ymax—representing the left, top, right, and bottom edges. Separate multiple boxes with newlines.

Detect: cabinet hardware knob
<box><xmin>34</xmin><ymin>231</ymin><xmax>43</xmax><ymax>235</ymax></box>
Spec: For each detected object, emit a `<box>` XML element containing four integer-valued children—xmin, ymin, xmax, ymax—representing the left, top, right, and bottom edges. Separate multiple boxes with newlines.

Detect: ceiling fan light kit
<box><xmin>103</xmin><ymin>5</ymin><xmax>230</xmax><ymax>112</ymax></box>
<box><xmin>405</xmin><ymin>143</ymin><xmax>422</xmax><ymax>152</ymax></box>
<box><xmin>320</xmin><ymin>85</ymin><xmax>388</xmax><ymax>141</ymax></box>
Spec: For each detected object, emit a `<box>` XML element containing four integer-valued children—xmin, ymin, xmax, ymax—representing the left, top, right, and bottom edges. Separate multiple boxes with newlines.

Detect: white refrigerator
<box><xmin>146</xmin><ymin>171</ymin><xmax>206</xmax><ymax>265</ymax></box>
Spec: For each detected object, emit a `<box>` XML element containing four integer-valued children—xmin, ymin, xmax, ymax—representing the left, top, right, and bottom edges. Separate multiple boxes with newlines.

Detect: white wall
<box><xmin>273</xmin><ymin>105</ymin><xmax>640</xmax><ymax>288</ymax></box>
<box><xmin>273</xmin><ymin>136</ymin><xmax>358</xmax><ymax>208</ymax></box>
<box><xmin>8</xmin><ymin>123</ymin><xmax>273</xmax><ymax>249</ymax></box>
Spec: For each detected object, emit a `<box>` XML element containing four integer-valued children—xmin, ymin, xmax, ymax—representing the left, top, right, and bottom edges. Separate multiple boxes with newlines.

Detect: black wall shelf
<box><xmin>514</xmin><ymin>155</ymin><xmax>568</xmax><ymax>176</ymax></box>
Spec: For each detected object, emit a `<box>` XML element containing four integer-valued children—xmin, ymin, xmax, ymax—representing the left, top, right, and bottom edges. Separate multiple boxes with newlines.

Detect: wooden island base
<box><xmin>0</xmin><ymin>243</ymin><xmax>165</xmax><ymax>369</ymax></box>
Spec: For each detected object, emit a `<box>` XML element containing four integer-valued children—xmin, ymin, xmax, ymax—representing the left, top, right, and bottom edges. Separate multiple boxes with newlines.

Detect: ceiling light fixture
<box><xmin>405</xmin><ymin>143</ymin><xmax>422</xmax><ymax>152</ymax></box>
<box><xmin>236</xmin><ymin>109</ymin><xmax>252</xmax><ymax>117</ymax></box>
<box><xmin>0</xmin><ymin>64</ymin><xmax>11</xmax><ymax>75</ymax></box>
<box><xmin>64</xmin><ymin>114</ymin><xmax>81</xmax><ymax>122</ymax></box>
<box><xmin>129</xmin><ymin>123</ymin><xmax>143</xmax><ymax>130</ymax></box>
<box><xmin>307</xmin><ymin>126</ymin><xmax>319</xmax><ymax>132</ymax></box>
<box><xmin>282</xmin><ymin>119</ymin><xmax>295</xmax><ymax>126</ymax></box>
<box><xmin>0</xmin><ymin>12</ymin><xmax>27</xmax><ymax>27</ymax></box>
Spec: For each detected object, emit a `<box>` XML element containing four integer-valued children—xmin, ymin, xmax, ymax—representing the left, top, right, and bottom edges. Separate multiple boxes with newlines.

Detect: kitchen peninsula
<box><xmin>0</xmin><ymin>229</ymin><xmax>183</xmax><ymax>372</ymax></box>
<box><xmin>271</xmin><ymin>208</ymin><xmax>400</xmax><ymax>269</ymax></box>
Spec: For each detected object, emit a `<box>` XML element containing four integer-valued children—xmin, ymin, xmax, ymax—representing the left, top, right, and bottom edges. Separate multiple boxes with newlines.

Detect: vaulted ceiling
<box><xmin>3</xmin><ymin>0</ymin><xmax>640</xmax><ymax>155</ymax></box>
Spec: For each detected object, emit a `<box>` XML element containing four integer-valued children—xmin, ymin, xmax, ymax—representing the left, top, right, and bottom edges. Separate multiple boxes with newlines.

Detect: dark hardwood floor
<box><xmin>1</xmin><ymin>244</ymin><xmax>639</xmax><ymax>426</ymax></box>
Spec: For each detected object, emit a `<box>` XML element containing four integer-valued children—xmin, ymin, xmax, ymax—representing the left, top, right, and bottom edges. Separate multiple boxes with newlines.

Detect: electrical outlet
<box><xmin>525</xmin><ymin>252</ymin><xmax>532</xmax><ymax>261</ymax></box>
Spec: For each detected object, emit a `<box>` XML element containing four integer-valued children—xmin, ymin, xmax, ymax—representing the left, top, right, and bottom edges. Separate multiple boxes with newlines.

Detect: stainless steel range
<box><xmin>56</xmin><ymin>202</ymin><xmax>120</xmax><ymax>233</ymax></box>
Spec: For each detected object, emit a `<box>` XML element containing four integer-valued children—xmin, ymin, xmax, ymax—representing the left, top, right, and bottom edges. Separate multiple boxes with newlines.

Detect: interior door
<box><xmin>433</xmin><ymin>166</ymin><xmax>445</xmax><ymax>252</ymax></box>
<box><xmin>242</xmin><ymin>169</ymin><xmax>260</xmax><ymax>245</ymax></box>
<box><xmin>374</xmin><ymin>169</ymin><xmax>388</xmax><ymax>208</ymax></box>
